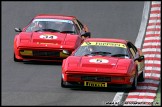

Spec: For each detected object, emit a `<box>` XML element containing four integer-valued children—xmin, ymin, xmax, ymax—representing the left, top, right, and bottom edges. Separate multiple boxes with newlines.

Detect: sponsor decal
<box><xmin>89</xmin><ymin>58</ymin><xmax>109</xmax><ymax>63</ymax></box>
<box><xmin>84</xmin><ymin>81</ymin><xmax>107</xmax><ymax>87</ymax></box>
<box><xmin>39</xmin><ymin>34</ymin><xmax>57</xmax><ymax>39</ymax></box>
<box><xmin>81</xmin><ymin>42</ymin><xmax>126</xmax><ymax>48</ymax></box>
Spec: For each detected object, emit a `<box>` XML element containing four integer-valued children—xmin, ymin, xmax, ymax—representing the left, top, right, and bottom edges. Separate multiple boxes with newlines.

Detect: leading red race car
<box><xmin>14</xmin><ymin>14</ymin><xmax>91</xmax><ymax>62</ymax></box>
<box><xmin>61</xmin><ymin>38</ymin><xmax>145</xmax><ymax>89</ymax></box>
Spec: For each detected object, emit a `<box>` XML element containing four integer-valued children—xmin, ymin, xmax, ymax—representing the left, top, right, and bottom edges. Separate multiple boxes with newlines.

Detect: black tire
<box><xmin>138</xmin><ymin>71</ymin><xmax>145</xmax><ymax>82</ymax></box>
<box><xmin>61</xmin><ymin>78</ymin><xmax>67</xmax><ymax>88</ymax></box>
<box><xmin>131</xmin><ymin>71</ymin><xmax>138</xmax><ymax>90</ymax></box>
<box><xmin>14</xmin><ymin>54</ymin><xmax>22</xmax><ymax>62</ymax></box>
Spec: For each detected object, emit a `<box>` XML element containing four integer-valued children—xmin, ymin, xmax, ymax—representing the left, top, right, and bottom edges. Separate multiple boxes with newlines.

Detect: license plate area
<box><xmin>84</xmin><ymin>81</ymin><xmax>107</xmax><ymax>87</ymax></box>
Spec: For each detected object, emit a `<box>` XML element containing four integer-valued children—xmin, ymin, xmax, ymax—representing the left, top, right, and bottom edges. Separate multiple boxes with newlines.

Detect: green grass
<box><xmin>153</xmin><ymin>82</ymin><xmax>161</xmax><ymax>106</ymax></box>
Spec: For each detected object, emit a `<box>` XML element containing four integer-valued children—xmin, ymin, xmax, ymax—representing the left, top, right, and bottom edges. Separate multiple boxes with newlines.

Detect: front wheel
<box><xmin>138</xmin><ymin>71</ymin><xmax>145</xmax><ymax>82</ymax></box>
<box><xmin>61</xmin><ymin>78</ymin><xmax>67</xmax><ymax>88</ymax></box>
<box><xmin>14</xmin><ymin>53</ymin><xmax>22</xmax><ymax>62</ymax></box>
<box><xmin>131</xmin><ymin>72</ymin><xmax>138</xmax><ymax>90</ymax></box>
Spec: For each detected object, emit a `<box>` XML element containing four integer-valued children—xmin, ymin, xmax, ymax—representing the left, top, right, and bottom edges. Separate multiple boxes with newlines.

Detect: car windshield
<box><xmin>25</xmin><ymin>18</ymin><xmax>77</xmax><ymax>34</ymax></box>
<box><xmin>74</xmin><ymin>41</ymin><xmax>130</xmax><ymax>58</ymax></box>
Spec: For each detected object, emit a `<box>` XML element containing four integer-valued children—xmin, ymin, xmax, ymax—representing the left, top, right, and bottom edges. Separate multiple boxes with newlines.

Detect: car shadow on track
<box><xmin>69</xmin><ymin>87</ymin><xmax>130</xmax><ymax>93</ymax></box>
<box><xmin>23</xmin><ymin>61</ymin><xmax>62</xmax><ymax>65</ymax></box>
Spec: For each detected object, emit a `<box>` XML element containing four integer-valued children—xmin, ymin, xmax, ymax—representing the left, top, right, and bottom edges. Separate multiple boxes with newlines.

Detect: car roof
<box><xmin>34</xmin><ymin>14</ymin><xmax>76</xmax><ymax>20</ymax></box>
<box><xmin>84</xmin><ymin>38</ymin><xmax>128</xmax><ymax>44</ymax></box>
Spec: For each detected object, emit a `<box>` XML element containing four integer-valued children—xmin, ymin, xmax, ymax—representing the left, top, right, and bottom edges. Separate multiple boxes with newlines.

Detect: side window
<box><xmin>73</xmin><ymin>19</ymin><xmax>81</xmax><ymax>31</ymax></box>
<box><xmin>127</xmin><ymin>42</ymin><xmax>136</xmax><ymax>58</ymax></box>
<box><xmin>76</xmin><ymin>19</ymin><xmax>84</xmax><ymax>30</ymax></box>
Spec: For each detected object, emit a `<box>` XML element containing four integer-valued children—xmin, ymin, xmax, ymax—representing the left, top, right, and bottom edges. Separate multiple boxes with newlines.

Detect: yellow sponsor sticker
<box><xmin>20</xmin><ymin>50</ymin><xmax>33</xmax><ymax>56</ymax></box>
<box><xmin>84</xmin><ymin>81</ymin><xmax>107</xmax><ymax>87</ymax></box>
<box><xmin>81</xmin><ymin>42</ymin><xmax>126</xmax><ymax>48</ymax></box>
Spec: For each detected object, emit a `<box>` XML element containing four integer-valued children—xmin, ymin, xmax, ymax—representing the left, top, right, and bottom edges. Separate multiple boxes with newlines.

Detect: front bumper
<box><xmin>15</xmin><ymin>47</ymin><xmax>72</xmax><ymax>61</ymax></box>
<box><xmin>62</xmin><ymin>81</ymin><xmax>133</xmax><ymax>89</ymax></box>
<box><xmin>62</xmin><ymin>73</ymin><xmax>134</xmax><ymax>89</ymax></box>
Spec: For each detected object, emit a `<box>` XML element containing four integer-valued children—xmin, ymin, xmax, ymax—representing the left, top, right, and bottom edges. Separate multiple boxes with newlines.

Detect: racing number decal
<box><xmin>40</xmin><ymin>34</ymin><xmax>57</xmax><ymax>39</ymax></box>
<box><xmin>89</xmin><ymin>58</ymin><xmax>109</xmax><ymax>63</ymax></box>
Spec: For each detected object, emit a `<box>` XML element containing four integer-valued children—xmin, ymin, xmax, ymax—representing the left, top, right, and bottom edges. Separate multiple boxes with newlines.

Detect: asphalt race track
<box><xmin>2</xmin><ymin>1</ymin><xmax>144</xmax><ymax>105</ymax></box>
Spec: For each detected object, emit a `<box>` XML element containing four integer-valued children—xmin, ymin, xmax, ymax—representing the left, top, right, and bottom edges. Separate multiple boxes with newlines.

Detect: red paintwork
<box><xmin>14</xmin><ymin>14</ymin><xmax>86</xmax><ymax>61</ymax></box>
<box><xmin>62</xmin><ymin>38</ymin><xmax>145</xmax><ymax>87</ymax></box>
<box><xmin>35</xmin><ymin>14</ymin><xmax>76</xmax><ymax>20</ymax></box>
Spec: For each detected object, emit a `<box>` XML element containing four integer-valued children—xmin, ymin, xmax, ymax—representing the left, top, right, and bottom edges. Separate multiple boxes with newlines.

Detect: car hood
<box><xmin>19</xmin><ymin>32</ymin><xmax>78</xmax><ymax>45</ymax></box>
<box><xmin>66</xmin><ymin>56</ymin><xmax>132</xmax><ymax>74</ymax></box>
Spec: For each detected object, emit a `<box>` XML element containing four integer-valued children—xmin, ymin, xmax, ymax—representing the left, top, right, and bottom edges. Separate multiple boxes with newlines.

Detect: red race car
<box><xmin>61</xmin><ymin>38</ymin><xmax>145</xmax><ymax>89</ymax></box>
<box><xmin>14</xmin><ymin>14</ymin><xmax>91</xmax><ymax>62</ymax></box>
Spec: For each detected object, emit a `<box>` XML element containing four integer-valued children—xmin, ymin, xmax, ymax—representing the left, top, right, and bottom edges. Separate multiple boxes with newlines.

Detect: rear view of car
<box><xmin>14</xmin><ymin>14</ymin><xmax>91</xmax><ymax>62</ymax></box>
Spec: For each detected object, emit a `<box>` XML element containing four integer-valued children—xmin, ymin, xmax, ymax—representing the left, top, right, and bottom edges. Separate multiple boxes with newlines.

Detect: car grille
<box><xmin>33</xmin><ymin>51</ymin><xmax>60</xmax><ymax>56</ymax></box>
<box><xmin>81</xmin><ymin>76</ymin><xmax>111</xmax><ymax>82</ymax></box>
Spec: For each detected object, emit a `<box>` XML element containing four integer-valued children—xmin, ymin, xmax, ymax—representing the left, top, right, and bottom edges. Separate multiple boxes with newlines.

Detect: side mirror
<box><xmin>15</xmin><ymin>28</ymin><xmax>22</xmax><ymax>32</ymax></box>
<box><xmin>81</xmin><ymin>32</ymin><xmax>91</xmax><ymax>38</ymax></box>
<box><xmin>62</xmin><ymin>50</ymin><xmax>70</xmax><ymax>55</ymax></box>
<box><xmin>134</xmin><ymin>55</ymin><xmax>144</xmax><ymax>62</ymax></box>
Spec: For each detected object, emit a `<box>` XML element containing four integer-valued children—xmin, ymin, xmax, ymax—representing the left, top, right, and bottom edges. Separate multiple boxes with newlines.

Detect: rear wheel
<box><xmin>131</xmin><ymin>72</ymin><xmax>138</xmax><ymax>90</ymax></box>
<box><xmin>61</xmin><ymin>78</ymin><xmax>67</xmax><ymax>88</ymax></box>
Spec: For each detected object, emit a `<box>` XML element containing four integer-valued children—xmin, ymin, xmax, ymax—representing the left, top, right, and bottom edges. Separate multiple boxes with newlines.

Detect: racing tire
<box><xmin>14</xmin><ymin>54</ymin><xmax>22</xmax><ymax>62</ymax></box>
<box><xmin>131</xmin><ymin>72</ymin><xmax>138</xmax><ymax>90</ymax></box>
<box><xmin>61</xmin><ymin>78</ymin><xmax>67</xmax><ymax>88</ymax></box>
<box><xmin>138</xmin><ymin>71</ymin><xmax>145</xmax><ymax>82</ymax></box>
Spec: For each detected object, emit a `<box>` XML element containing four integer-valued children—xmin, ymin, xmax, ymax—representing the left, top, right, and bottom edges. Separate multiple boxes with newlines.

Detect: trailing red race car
<box><xmin>61</xmin><ymin>38</ymin><xmax>145</xmax><ymax>89</ymax></box>
<box><xmin>14</xmin><ymin>14</ymin><xmax>91</xmax><ymax>62</ymax></box>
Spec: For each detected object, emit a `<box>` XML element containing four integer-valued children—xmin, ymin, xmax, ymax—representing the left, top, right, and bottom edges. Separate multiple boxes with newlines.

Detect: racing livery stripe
<box><xmin>124</xmin><ymin>1</ymin><xmax>161</xmax><ymax>106</ymax></box>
